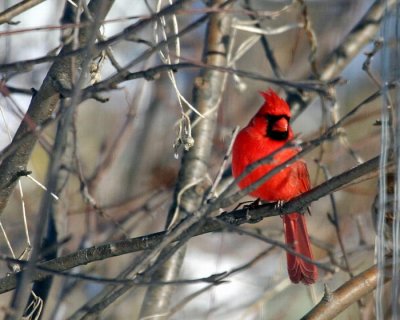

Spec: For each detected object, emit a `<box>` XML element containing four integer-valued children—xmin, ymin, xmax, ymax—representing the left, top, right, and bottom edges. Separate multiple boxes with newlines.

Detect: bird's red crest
<box><xmin>258</xmin><ymin>89</ymin><xmax>291</xmax><ymax>117</ymax></box>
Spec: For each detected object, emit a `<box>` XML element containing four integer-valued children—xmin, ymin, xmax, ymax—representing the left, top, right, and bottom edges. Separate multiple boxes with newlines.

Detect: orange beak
<box><xmin>271</xmin><ymin>117</ymin><xmax>289</xmax><ymax>132</ymax></box>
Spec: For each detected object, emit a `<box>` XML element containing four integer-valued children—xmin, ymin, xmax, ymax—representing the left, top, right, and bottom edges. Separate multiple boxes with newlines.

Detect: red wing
<box><xmin>296</xmin><ymin>160</ymin><xmax>311</xmax><ymax>193</ymax></box>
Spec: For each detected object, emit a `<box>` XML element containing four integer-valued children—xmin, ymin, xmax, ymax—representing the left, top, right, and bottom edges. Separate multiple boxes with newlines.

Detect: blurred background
<box><xmin>0</xmin><ymin>0</ymin><xmax>386</xmax><ymax>319</ymax></box>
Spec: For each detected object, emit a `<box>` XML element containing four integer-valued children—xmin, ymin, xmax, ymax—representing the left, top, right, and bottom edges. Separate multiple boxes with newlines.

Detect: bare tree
<box><xmin>0</xmin><ymin>0</ymin><xmax>397</xmax><ymax>319</ymax></box>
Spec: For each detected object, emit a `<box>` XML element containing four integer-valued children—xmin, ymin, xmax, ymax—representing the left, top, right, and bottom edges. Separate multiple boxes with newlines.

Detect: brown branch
<box><xmin>0</xmin><ymin>0</ymin><xmax>46</xmax><ymax>25</ymax></box>
<box><xmin>139</xmin><ymin>0</ymin><xmax>234</xmax><ymax>318</ymax></box>
<box><xmin>289</xmin><ymin>0</ymin><xmax>396</xmax><ymax>118</ymax></box>
<box><xmin>79</xmin><ymin>62</ymin><xmax>334</xmax><ymax>97</ymax></box>
<box><xmin>4</xmin><ymin>1</ymin><xmax>116</xmax><ymax>319</ymax></box>
<box><xmin>319</xmin><ymin>0</ymin><xmax>393</xmax><ymax>82</ymax></box>
<box><xmin>0</xmin><ymin>153</ymin><xmax>381</xmax><ymax>295</ymax></box>
<box><xmin>301</xmin><ymin>264</ymin><xmax>391</xmax><ymax>320</ymax></box>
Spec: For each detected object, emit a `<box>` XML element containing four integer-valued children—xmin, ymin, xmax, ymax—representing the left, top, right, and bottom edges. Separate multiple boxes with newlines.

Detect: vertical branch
<box><xmin>4</xmin><ymin>1</ymin><xmax>115</xmax><ymax>319</ymax></box>
<box><xmin>387</xmin><ymin>1</ymin><xmax>400</xmax><ymax>318</ymax></box>
<box><xmin>139</xmin><ymin>0</ymin><xmax>233</xmax><ymax>318</ymax></box>
<box><xmin>375</xmin><ymin>1</ymin><xmax>398</xmax><ymax>319</ymax></box>
<box><xmin>389</xmin><ymin>5</ymin><xmax>400</xmax><ymax>320</ymax></box>
<box><xmin>21</xmin><ymin>3</ymin><xmax>80</xmax><ymax>317</ymax></box>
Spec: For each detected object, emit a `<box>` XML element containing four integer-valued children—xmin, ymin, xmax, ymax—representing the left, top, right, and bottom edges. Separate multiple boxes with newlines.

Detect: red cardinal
<box><xmin>231</xmin><ymin>89</ymin><xmax>318</xmax><ymax>284</ymax></box>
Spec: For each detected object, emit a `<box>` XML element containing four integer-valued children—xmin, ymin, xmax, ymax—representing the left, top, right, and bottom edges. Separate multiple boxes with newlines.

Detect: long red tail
<box><xmin>283</xmin><ymin>213</ymin><xmax>318</xmax><ymax>284</ymax></box>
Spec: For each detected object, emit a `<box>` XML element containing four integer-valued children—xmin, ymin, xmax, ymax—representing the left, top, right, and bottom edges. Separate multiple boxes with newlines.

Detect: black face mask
<box><xmin>266</xmin><ymin>115</ymin><xmax>290</xmax><ymax>141</ymax></box>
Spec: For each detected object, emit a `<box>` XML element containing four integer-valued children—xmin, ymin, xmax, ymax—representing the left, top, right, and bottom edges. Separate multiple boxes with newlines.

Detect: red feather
<box><xmin>232</xmin><ymin>89</ymin><xmax>318</xmax><ymax>284</ymax></box>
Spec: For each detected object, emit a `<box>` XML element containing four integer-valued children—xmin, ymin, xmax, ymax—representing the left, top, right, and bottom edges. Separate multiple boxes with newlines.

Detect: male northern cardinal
<box><xmin>231</xmin><ymin>89</ymin><xmax>318</xmax><ymax>284</ymax></box>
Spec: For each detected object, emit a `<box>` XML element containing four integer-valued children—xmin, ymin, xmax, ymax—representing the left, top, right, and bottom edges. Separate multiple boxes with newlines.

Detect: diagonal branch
<box><xmin>0</xmin><ymin>0</ymin><xmax>46</xmax><ymax>25</ymax></box>
<box><xmin>301</xmin><ymin>263</ymin><xmax>391</xmax><ymax>320</ymax></box>
<box><xmin>289</xmin><ymin>0</ymin><xmax>396</xmax><ymax>118</ymax></box>
<box><xmin>0</xmin><ymin>153</ymin><xmax>381</xmax><ymax>295</ymax></box>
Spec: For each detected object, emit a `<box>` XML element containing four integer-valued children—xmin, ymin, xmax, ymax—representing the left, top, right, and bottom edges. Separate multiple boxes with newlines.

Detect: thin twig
<box><xmin>315</xmin><ymin>160</ymin><xmax>353</xmax><ymax>277</ymax></box>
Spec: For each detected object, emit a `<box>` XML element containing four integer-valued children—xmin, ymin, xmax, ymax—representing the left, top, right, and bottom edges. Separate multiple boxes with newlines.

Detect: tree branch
<box><xmin>4</xmin><ymin>1</ymin><xmax>115</xmax><ymax>319</ymax></box>
<box><xmin>301</xmin><ymin>263</ymin><xmax>391</xmax><ymax>320</ymax></box>
<box><xmin>0</xmin><ymin>0</ymin><xmax>46</xmax><ymax>25</ymax></box>
<box><xmin>0</xmin><ymin>0</ymin><xmax>196</xmax><ymax>216</ymax></box>
<box><xmin>289</xmin><ymin>0</ymin><xmax>396</xmax><ymax>118</ymax></box>
<box><xmin>0</xmin><ymin>154</ymin><xmax>381</xmax><ymax>295</ymax></box>
<box><xmin>139</xmin><ymin>0</ymin><xmax>233</xmax><ymax>317</ymax></box>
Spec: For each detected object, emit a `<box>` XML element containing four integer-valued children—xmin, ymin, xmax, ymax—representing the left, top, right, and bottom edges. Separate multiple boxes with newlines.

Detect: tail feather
<box><xmin>283</xmin><ymin>213</ymin><xmax>318</xmax><ymax>285</ymax></box>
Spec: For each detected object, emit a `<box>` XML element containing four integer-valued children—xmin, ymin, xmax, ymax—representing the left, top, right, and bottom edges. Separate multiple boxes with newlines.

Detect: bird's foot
<box><xmin>274</xmin><ymin>200</ymin><xmax>287</xmax><ymax>217</ymax></box>
<box><xmin>274</xmin><ymin>200</ymin><xmax>285</xmax><ymax>210</ymax></box>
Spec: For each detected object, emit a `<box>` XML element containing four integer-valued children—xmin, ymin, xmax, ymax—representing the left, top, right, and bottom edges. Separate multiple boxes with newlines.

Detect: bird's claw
<box><xmin>275</xmin><ymin>200</ymin><xmax>286</xmax><ymax>217</ymax></box>
<box><xmin>274</xmin><ymin>200</ymin><xmax>285</xmax><ymax>209</ymax></box>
